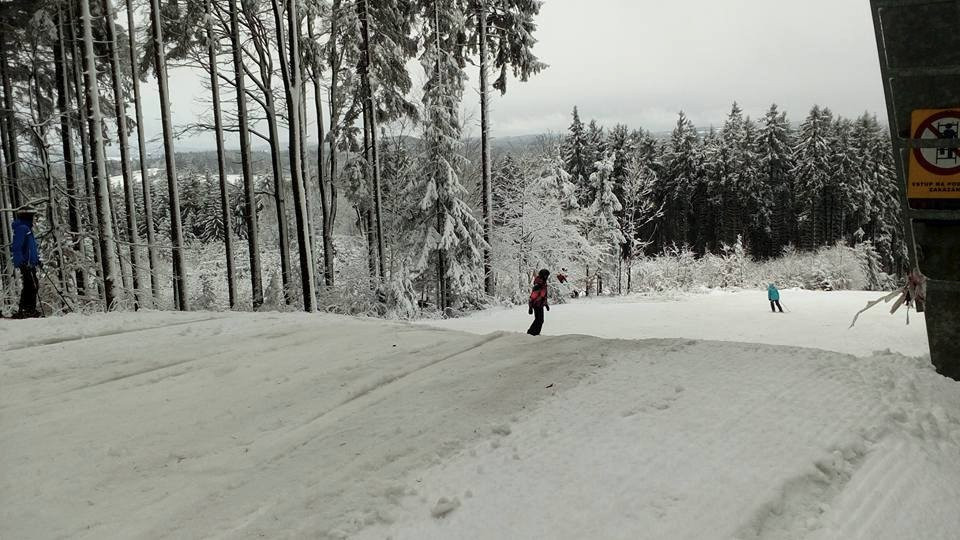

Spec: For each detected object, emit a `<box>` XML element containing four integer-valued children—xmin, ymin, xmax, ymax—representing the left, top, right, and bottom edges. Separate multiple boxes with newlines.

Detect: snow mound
<box><xmin>2</xmin><ymin>308</ymin><xmax>956</xmax><ymax>540</ymax></box>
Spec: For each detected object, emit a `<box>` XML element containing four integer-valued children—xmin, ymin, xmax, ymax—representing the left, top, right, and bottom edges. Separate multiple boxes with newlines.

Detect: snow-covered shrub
<box><xmin>191</xmin><ymin>273</ymin><xmax>219</xmax><ymax>311</ymax></box>
<box><xmin>382</xmin><ymin>259</ymin><xmax>420</xmax><ymax>320</ymax></box>
<box><xmin>628</xmin><ymin>241</ymin><xmax>872</xmax><ymax>293</ymax></box>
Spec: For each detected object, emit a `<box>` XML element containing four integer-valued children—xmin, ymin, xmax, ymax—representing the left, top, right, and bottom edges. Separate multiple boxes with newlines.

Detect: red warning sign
<box><xmin>908</xmin><ymin>109</ymin><xmax>960</xmax><ymax>198</ymax></box>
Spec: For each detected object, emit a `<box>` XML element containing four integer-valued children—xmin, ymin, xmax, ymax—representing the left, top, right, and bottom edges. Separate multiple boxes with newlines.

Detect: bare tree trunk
<box><xmin>245</xmin><ymin>9</ymin><xmax>292</xmax><ymax>305</ymax></box>
<box><xmin>206</xmin><ymin>0</ymin><xmax>237</xmax><ymax>309</ymax></box>
<box><xmin>228</xmin><ymin>0</ymin><xmax>263</xmax><ymax>309</ymax></box>
<box><xmin>0</xmin><ymin>148</ymin><xmax>12</xmax><ymax>302</ymax></box>
<box><xmin>27</xmin><ymin>34</ymin><xmax>68</xmax><ymax>298</ymax></box>
<box><xmin>0</xmin><ymin>34</ymin><xmax>20</xmax><ymax>209</ymax></box>
<box><xmin>102</xmin><ymin>0</ymin><xmax>144</xmax><ymax>308</ymax></box>
<box><xmin>271</xmin><ymin>0</ymin><xmax>316</xmax><ymax>311</ymax></box>
<box><xmin>149</xmin><ymin>0</ymin><xmax>189</xmax><ymax>310</ymax></box>
<box><xmin>69</xmin><ymin>14</ymin><xmax>102</xmax><ymax>301</ymax></box>
<box><xmin>358</xmin><ymin>0</ymin><xmax>385</xmax><ymax>281</ymax></box>
<box><xmin>108</xmin><ymin>188</ymin><xmax>131</xmax><ymax>294</ymax></box>
<box><xmin>326</xmin><ymin>0</ymin><xmax>347</xmax><ymax>288</ymax></box>
<box><xmin>361</xmin><ymin>99</ymin><xmax>378</xmax><ymax>282</ymax></box>
<box><xmin>477</xmin><ymin>0</ymin><xmax>494</xmax><ymax>296</ymax></box>
<box><xmin>55</xmin><ymin>8</ymin><xmax>85</xmax><ymax>296</ymax></box>
<box><xmin>80</xmin><ymin>0</ymin><xmax>120</xmax><ymax>309</ymax></box>
<box><xmin>126</xmin><ymin>0</ymin><xmax>159</xmax><ymax>304</ymax></box>
<box><xmin>307</xmin><ymin>17</ymin><xmax>333</xmax><ymax>287</ymax></box>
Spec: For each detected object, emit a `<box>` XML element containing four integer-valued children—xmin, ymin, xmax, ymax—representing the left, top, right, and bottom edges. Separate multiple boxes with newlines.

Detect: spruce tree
<box><xmin>757</xmin><ymin>104</ymin><xmax>795</xmax><ymax>252</ymax></box>
<box><xmin>792</xmin><ymin>105</ymin><xmax>833</xmax><ymax>250</ymax></box>
<box><xmin>584</xmin><ymin>154</ymin><xmax>625</xmax><ymax>283</ymax></box>
<box><xmin>415</xmin><ymin>0</ymin><xmax>487</xmax><ymax>309</ymax></box>
<box><xmin>562</xmin><ymin>106</ymin><xmax>591</xmax><ymax>206</ymax></box>
<box><xmin>657</xmin><ymin>112</ymin><xmax>699</xmax><ymax>251</ymax></box>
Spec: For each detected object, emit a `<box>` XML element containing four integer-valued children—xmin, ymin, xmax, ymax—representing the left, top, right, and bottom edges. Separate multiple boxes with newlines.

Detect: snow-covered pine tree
<box><xmin>492</xmin><ymin>154</ymin><xmax>524</xmax><ymax>227</ymax></box>
<box><xmin>827</xmin><ymin>116</ymin><xmax>859</xmax><ymax>246</ymax></box>
<box><xmin>538</xmin><ymin>148</ymin><xmax>580</xmax><ymax>214</ymax></box>
<box><xmin>621</xmin><ymin>150</ymin><xmax>661</xmax><ymax>291</ymax></box>
<box><xmin>757</xmin><ymin>104</ymin><xmax>795</xmax><ymax>252</ymax></box>
<box><xmin>851</xmin><ymin>113</ymin><xmax>880</xmax><ymax>246</ymax></box>
<box><xmin>606</xmin><ymin>124</ymin><xmax>635</xmax><ymax>285</ymax></box>
<box><xmin>584</xmin><ymin>154</ymin><xmax>625</xmax><ymax>288</ymax></box>
<box><xmin>693</xmin><ymin>126</ymin><xmax>720</xmax><ymax>254</ymax></box>
<box><xmin>739</xmin><ymin>117</ymin><xmax>774</xmax><ymax>258</ymax></box>
<box><xmin>561</xmin><ymin>107</ymin><xmax>591</xmax><ymax>207</ymax></box>
<box><xmin>585</xmin><ymin>119</ymin><xmax>606</xmax><ymax>176</ymax></box>
<box><xmin>415</xmin><ymin>0</ymin><xmax>487</xmax><ymax>309</ymax></box>
<box><xmin>657</xmin><ymin>112</ymin><xmax>699</xmax><ymax>252</ymax></box>
<box><xmin>792</xmin><ymin>105</ymin><xmax>833</xmax><ymax>250</ymax></box>
<box><xmin>861</xmin><ymin>118</ymin><xmax>907</xmax><ymax>273</ymax></box>
<box><xmin>718</xmin><ymin>103</ymin><xmax>747</xmax><ymax>248</ymax></box>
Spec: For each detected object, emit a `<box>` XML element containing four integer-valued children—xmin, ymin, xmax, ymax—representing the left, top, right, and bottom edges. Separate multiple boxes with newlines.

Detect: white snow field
<box><xmin>2</xmin><ymin>290</ymin><xmax>959</xmax><ymax>540</ymax></box>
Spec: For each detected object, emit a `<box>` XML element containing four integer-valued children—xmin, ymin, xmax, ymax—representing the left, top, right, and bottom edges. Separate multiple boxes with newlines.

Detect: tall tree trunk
<box><xmin>0</xmin><ymin>148</ymin><xmax>12</xmax><ymax>303</ymax></box>
<box><xmin>326</xmin><ymin>0</ymin><xmax>347</xmax><ymax>288</ymax></box>
<box><xmin>28</xmin><ymin>35</ymin><xmax>68</xmax><ymax>298</ymax></box>
<box><xmin>0</xmin><ymin>34</ymin><xmax>20</xmax><ymax>209</ymax></box>
<box><xmin>264</xmin><ymin>92</ymin><xmax>292</xmax><ymax>305</ymax></box>
<box><xmin>307</xmin><ymin>17</ymin><xmax>332</xmax><ymax>287</ymax></box>
<box><xmin>432</xmin><ymin>1</ymin><xmax>449</xmax><ymax>310</ymax></box>
<box><xmin>109</xmin><ymin>187</ymin><xmax>131</xmax><ymax>293</ymax></box>
<box><xmin>126</xmin><ymin>0</ymin><xmax>160</xmax><ymax>303</ymax></box>
<box><xmin>228</xmin><ymin>0</ymin><xmax>264</xmax><ymax>308</ymax></box>
<box><xmin>245</xmin><ymin>9</ymin><xmax>292</xmax><ymax>305</ymax></box>
<box><xmin>102</xmin><ymin>0</ymin><xmax>143</xmax><ymax>308</ymax></box>
<box><xmin>359</xmin><ymin>0</ymin><xmax>385</xmax><ymax>280</ymax></box>
<box><xmin>80</xmin><ymin>0</ymin><xmax>120</xmax><ymax>309</ymax></box>
<box><xmin>69</xmin><ymin>13</ymin><xmax>102</xmax><ymax>300</ymax></box>
<box><xmin>271</xmin><ymin>0</ymin><xmax>316</xmax><ymax>311</ymax></box>
<box><xmin>206</xmin><ymin>0</ymin><xmax>237</xmax><ymax>309</ymax></box>
<box><xmin>55</xmin><ymin>9</ymin><xmax>85</xmax><ymax>296</ymax></box>
<box><xmin>361</xmin><ymin>99</ymin><xmax>378</xmax><ymax>282</ymax></box>
<box><xmin>149</xmin><ymin>0</ymin><xmax>189</xmax><ymax>310</ymax></box>
<box><xmin>477</xmin><ymin>0</ymin><xmax>493</xmax><ymax>296</ymax></box>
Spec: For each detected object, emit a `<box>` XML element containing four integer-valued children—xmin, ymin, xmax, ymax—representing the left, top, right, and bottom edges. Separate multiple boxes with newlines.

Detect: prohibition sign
<box><xmin>912</xmin><ymin>109</ymin><xmax>960</xmax><ymax>176</ymax></box>
<box><xmin>908</xmin><ymin>108</ymin><xmax>960</xmax><ymax>199</ymax></box>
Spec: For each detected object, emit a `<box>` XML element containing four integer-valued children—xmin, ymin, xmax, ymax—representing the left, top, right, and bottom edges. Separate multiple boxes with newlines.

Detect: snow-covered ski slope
<box><xmin>423</xmin><ymin>289</ymin><xmax>929</xmax><ymax>357</ymax></box>
<box><xmin>2</xmin><ymin>290</ymin><xmax>958</xmax><ymax>540</ymax></box>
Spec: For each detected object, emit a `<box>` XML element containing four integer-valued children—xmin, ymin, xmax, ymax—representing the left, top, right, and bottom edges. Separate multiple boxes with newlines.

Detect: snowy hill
<box><xmin>1</xmin><ymin>291</ymin><xmax>958</xmax><ymax>539</ymax></box>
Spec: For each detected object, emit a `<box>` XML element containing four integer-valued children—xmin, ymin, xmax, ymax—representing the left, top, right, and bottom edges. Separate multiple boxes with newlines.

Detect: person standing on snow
<box><xmin>768</xmin><ymin>283</ymin><xmax>783</xmax><ymax>313</ymax></box>
<box><xmin>527</xmin><ymin>269</ymin><xmax>551</xmax><ymax>336</ymax></box>
<box><xmin>10</xmin><ymin>206</ymin><xmax>42</xmax><ymax>318</ymax></box>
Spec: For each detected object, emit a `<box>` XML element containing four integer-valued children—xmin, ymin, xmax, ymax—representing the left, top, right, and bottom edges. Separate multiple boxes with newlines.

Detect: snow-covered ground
<box><xmin>2</xmin><ymin>290</ymin><xmax>958</xmax><ymax>540</ymax></box>
<box><xmin>424</xmin><ymin>289</ymin><xmax>930</xmax><ymax>357</ymax></box>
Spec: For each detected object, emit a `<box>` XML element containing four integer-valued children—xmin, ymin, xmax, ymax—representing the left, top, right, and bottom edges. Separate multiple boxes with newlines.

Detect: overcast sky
<box><xmin>137</xmin><ymin>0</ymin><xmax>887</xmax><ymax>152</ymax></box>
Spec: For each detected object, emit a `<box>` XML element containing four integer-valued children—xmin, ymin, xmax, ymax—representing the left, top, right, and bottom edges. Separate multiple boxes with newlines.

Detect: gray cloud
<box><xmin>142</xmin><ymin>0</ymin><xmax>886</xmax><ymax>151</ymax></box>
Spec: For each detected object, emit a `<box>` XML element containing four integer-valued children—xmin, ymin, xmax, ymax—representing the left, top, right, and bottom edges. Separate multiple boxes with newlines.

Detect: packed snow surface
<box><xmin>2</xmin><ymin>290</ymin><xmax>958</xmax><ymax>540</ymax></box>
<box><xmin>423</xmin><ymin>289</ymin><xmax>930</xmax><ymax>357</ymax></box>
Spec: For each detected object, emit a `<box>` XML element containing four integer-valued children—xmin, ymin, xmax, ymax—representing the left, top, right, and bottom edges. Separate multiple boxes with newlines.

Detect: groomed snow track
<box><xmin>2</xmin><ymin>308</ymin><xmax>959</xmax><ymax>539</ymax></box>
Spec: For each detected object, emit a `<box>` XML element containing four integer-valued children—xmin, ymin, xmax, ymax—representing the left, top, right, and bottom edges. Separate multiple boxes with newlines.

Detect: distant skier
<box><xmin>557</xmin><ymin>268</ymin><xmax>568</xmax><ymax>284</ymax></box>
<box><xmin>527</xmin><ymin>269</ymin><xmax>551</xmax><ymax>336</ymax></box>
<box><xmin>10</xmin><ymin>206</ymin><xmax>42</xmax><ymax>318</ymax></box>
<box><xmin>768</xmin><ymin>283</ymin><xmax>783</xmax><ymax>313</ymax></box>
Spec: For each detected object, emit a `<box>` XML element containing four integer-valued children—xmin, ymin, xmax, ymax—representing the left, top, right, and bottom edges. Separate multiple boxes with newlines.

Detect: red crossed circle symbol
<box><xmin>913</xmin><ymin>109</ymin><xmax>960</xmax><ymax>175</ymax></box>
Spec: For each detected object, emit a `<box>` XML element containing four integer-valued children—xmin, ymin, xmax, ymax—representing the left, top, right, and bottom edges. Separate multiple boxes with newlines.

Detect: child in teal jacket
<box><xmin>768</xmin><ymin>284</ymin><xmax>783</xmax><ymax>313</ymax></box>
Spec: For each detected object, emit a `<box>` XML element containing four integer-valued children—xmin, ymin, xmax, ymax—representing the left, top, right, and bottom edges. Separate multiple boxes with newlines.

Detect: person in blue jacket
<box><xmin>767</xmin><ymin>283</ymin><xmax>783</xmax><ymax>313</ymax></box>
<box><xmin>10</xmin><ymin>206</ymin><xmax>42</xmax><ymax>318</ymax></box>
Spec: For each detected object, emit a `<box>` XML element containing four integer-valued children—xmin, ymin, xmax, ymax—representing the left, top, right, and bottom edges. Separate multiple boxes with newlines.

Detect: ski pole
<box><xmin>33</xmin><ymin>269</ymin><xmax>46</xmax><ymax>317</ymax></box>
<box><xmin>40</xmin><ymin>267</ymin><xmax>73</xmax><ymax>313</ymax></box>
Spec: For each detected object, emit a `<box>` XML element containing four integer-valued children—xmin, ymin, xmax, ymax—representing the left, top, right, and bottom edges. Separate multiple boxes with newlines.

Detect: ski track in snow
<box><xmin>1</xmin><ymin>292</ymin><xmax>958</xmax><ymax>540</ymax></box>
